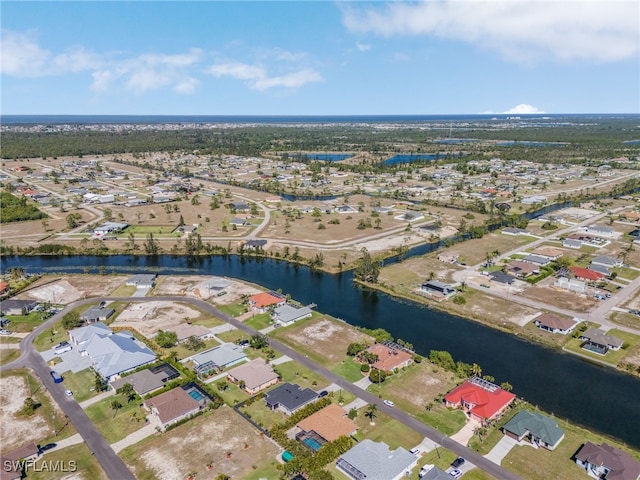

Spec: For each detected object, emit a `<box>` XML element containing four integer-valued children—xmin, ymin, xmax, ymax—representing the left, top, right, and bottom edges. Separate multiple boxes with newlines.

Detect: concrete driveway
<box><xmin>450</xmin><ymin>418</ymin><xmax>481</xmax><ymax>446</ymax></box>
<box><xmin>40</xmin><ymin>346</ymin><xmax>92</xmax><ymax>374</ymax></box>
<box><xmin>485</xmin><ymin>435</ymin><xmax>519</xmax><ymax>464</ymax></box>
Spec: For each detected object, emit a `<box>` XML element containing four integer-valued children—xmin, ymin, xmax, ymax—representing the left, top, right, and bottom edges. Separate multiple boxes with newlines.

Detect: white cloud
<box><xmin>208</xmin><ymin>61</ymin><xmax>323</xmax><ymax>90</ymax></box>
<box><xmin>503</xmin><ymin>104</ymin><xmax>545</xmax><ymax>114</ymax></box>
<box><xmin>356</xmin><ymin>42</ymin><xmax>371</xmax><ymax>52</ymax></box>
<box><xmin>342</xmin><ymin>1</ymin><xmax>640</xmax><ymax>63</ymax></box>
<box><xmin>1</xmin><ymin>30</ymin><xmax>52</xmax><ymax>76</ymax></box>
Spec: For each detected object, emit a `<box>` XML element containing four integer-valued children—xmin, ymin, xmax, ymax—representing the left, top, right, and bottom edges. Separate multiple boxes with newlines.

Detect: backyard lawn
<box><xmin>272</xmin><ymin>360</ymin><xmax>331</xmax><ymax>390</ymax></box>
<box><xmin>563</xmin><ymin>329</ymin><xmax>640</xmax><ymax>366</ymax></box>
<box><xmin>353</xmin><ymin>410</ymin><xmax>423</xmax><ymax>450</ymax></box>
<box><xmin>60</xmin><ymin>368</ymin><xmax>101</xmax><ymax>402</ymax></box>
<box><xmin>170</xmin><ymin>337</ymin><xmax>220</xmax><ymax>361</ymax></box>
<box><xmin>217</xmin><ymin>303</ymin><xmax>247</xmax><ymax>318</ymax></box>
<box><xmin>29</xmin><ymin>443</ymin><xmax>108</xmax><ymax>480</ymax></box>
<box><xmin>244</xmin><ymin>312</ymin><xmax>273</xmax><ymax>330</ymax></box>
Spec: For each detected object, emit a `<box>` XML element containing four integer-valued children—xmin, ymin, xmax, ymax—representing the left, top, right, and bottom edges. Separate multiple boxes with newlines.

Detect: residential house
<box><xmin>554</xmin><ymin>277</ymin><xmax>586</xmax><ymax>293</ymax></box>
<box><xmin>80</xmin><ymin>306</ymin><xmax>115</xmax><ymax>323</ymax></box>
<box><xmin>227</xmin><ymin>358</ymin><xmax>279</xmax><ymax>394</ymax></box>
<box><xmin>228</xmin><ymin>201</ymin><xmax>250</xmax><ymax>211</ymax></box>
<box><xmin>505</xmin><ymin>260</ymin><xmax>539</xmax><ymax>278</ymax></box>
<box><xmin>169</xmin><ymin>323</ymin><xmax>214</xmax><ymax>343</ymax></box>
<box><xmin>531</xmin><ymin>247</ymin><xmax>565</xmax><ymax>260</ymax></box>
<box><xmin>580</xmin><ymin>328</ymin><xmax>624</xmax><ymax>355</ymax></box>
<box><xmin>502</xmin><ymin>410</ymin><xmax>565</xmax><ymax>450</ymax></box>
<box><xmin>0</xmin><ymin>299</ymin><xmax>38</xmax><ymax>315</ymax></box>
<box><xmin>264</xmin><ymin>382</ymin><xmax>319</xmax><ymax>415</ymax></box>
<box><xmin>620</xmin><ymin>211</ymin><xmax>640</xmax><ymax>222</ymax></box>
<box><xmin>522</xmin><ymin>254</ymin><xmax>552</xmax><ymax>267</ymax></box>
<box><xmin>534</xmin><ymin>314</ymin><xmax>580</xmax><ymax>335</ymax></box>
<box><xmin>336</xmin><ymin>439</ymin><xmax>417</xmax><ymax>480</ymax></box>
<box><xmin>190</xmin><ymin>343</ymin><xmax>247</xmax><ymax>376</ymax></box>
<box><xmin>563</xmin><ymin>238</ymin><xmax>585</xmax><ymax>249</ymax></box>
<box><xmin>144</xmin><ymin>386</ymin><xmax>202</xmax><ymax>430</ymax></box>
<box><xmin>110</xmin><ymin>363</ymin><xmax>179</xmax><ymax>396</ymax></box>
<box><xmin>444</xmin><ymin>377</ymin><xmax>516</xmax><ymax>422</ymax></box>
<box><xmin>335</xmin><ymin>205</ymin><xmax>358</xmax><ymax>214</ymax></box>
<box><xmin>271</xmin><ymin>304</ymin><xmax>312</xmax><ymax>327</ymax></box>
<box><xmin>69</xmin><ymin>322</ymin><xmax>156</xmax><ymax>380</ymax></box>
<box><xmin>420</xmin><ymin>466</ymin><xmax>452</xmax><ymax>480</ymax></box>
<box><xmin>591</xmin><ymin>256</ymin><xmax>623</xmax><ymax>269</ymax></box>
<box><xmin>0</xmin><ymin>282</ymin><xmax>10</xmax><ymax>295</ymax></box>
<box><xmin>125</xmin><ymin>274</ymin><xmax>157</xmax><ymax>289</ymax></box>
<box><xmin>569</xmin><ymin>267</ymin><xmax>605</xmax><ymax>283</ymax></box>
<box><xmin>93</xmin><ymin>222</ymin><xmax>128</xmax><ymax>236</ymax></box>
<box><xmin>249</xmin><ymin>292</ymin><xmax>286</xmax><ymax>313</ymax></box>
<box><xmin>502</xmin><ymin>227</ymin><xmax>530</xmax><ymax>236</ymax></box>
<box><xmin>575</xmin><ymin>442</ymin><xmax>640</xmax><ymax>480</ymax></box>
<box><xmin>418</xmin><ymin>280</ymin><xmax>455</xmax><ymax>298</ymax></box>
<box><xmin>365</xmin><ymin>343</ymin><xmax>413</xmax><ymax>373</ymax></box>
<box><xmin>585</xmin><ymin>225</ymin><xmax>618</xmax><ymax>239</ymax></box>
<box><xmin>229</xmin><ymin>217</ymin><xmax>249</xmax><ymax>226</ymax></box>
<box><xmin>489</xmin><ymin>271</ymin><xmax>516</xmax><ymax>285</ymax></box>
<box><xmin>297</xmin><ymin>403</ymin><xmax>358</xmax><ymax>443</ymax></box>
<box><xmin>1</xmin><ymin>442</ymin><xmax>39</xmax><ymax>480</ymax></box>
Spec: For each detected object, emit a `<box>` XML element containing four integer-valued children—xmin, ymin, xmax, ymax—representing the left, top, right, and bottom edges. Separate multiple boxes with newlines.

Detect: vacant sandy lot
<box><xmin>274</xmin><ymin>317</ymin><xmax>373</xmax><ymax>365</ymax></box>
<box><xmin>153</xmin><ymin>275</ymin><xmax>261</xmax><ymax>303</ymax></box>
<box><xmin>0</xmin><ymin>374</ymin><xmax>52</xmax><ymax>450</ymax></box>
<box><xmin>111</xmin><ymin>301</ymin><xmax>205</xmax><ymax>337</ymax></box>
<box><xmin>122</xmin><ymin>407</ymin><xmax>279</xmax><ymax>480</ymax></box>
<box><xmin>20</xmin><ymin>275</ymin><xmax>127</xmax><ymax>304</ymax></box>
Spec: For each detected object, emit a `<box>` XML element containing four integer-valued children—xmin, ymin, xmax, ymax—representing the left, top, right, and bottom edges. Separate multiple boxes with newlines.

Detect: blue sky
<box><xmin>2</xmin><ymin>1</ymin><xmax>638</xmax><ymax>115</ymax></box>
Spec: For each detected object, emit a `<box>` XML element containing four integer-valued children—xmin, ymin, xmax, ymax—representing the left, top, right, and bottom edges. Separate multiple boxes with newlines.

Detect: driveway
<box><xmin>450</xmin><ymin>418</ymin><xmax>481</xmax><ymax>446</ymax></box>
<box><xmin>40</xmin><ymin>346</ymin><xmax>92</xmax><ymax>374</ymax></box>
<box><xmin>485</xmin><ymin>435</ymin><xmax>519</xmax><ymax>464</ymax></box>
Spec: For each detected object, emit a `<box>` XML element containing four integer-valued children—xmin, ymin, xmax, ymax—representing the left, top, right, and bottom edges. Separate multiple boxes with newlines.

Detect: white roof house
<box><xmin>336</xmin><ymin>439</ymin><xmax>417</xmax><ymax>480</ymax></box>
<box><xmin>69</xmin><ymin>322</ymin><xmax>156</xmax><ymax>380</ymax></box>
<box><xmin>272</xmin><ymin>304</ymin><xmax>313</xmax><ymax>326</ymax></box>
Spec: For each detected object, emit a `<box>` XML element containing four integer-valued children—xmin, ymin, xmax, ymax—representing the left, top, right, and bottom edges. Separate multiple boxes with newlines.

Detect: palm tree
<box><xmin>471</xmin><ymin>363</ymin><xmax>482</xmax><ymax>378</ymax></box>
<box><xmin>365</xmin><ymin>404</ymin><xmax>378</xmax><ymax>425</ymax></box>
<box><xmin>110</xmin><ymin>399</ymin><xmax>122</xmax><ymax>418</ymax></box>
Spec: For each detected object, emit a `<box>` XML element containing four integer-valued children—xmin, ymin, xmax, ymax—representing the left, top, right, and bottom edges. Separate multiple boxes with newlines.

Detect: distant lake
<box><xmin>495</xmin><ymin>141</ymin><xmax>570</xmax><ymax>147</ymax></box>
<box><xmin>623</xmin><ymin>139</ymin><xmax>640</xmax><ymax>144</ymax></box>
<box><xmin>433</xmin><ymin>138</ymin><xmax>480</xmax><ymax>144</ymax></box>
<box><xmin>384</xmin><ymin>154</ymin><xmax>439</xmax><ymax>165</ymax></box>
<box><xmin>290</xmin><ymin>153</ymin><xmax>353</xmax><ymax>161</ymax></box>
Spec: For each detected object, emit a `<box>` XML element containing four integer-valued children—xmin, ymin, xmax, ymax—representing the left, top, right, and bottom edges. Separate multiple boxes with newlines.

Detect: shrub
<box><xmin>360</xmin><ymin>364</ymin><xmax>370</xmax><ymax>373</ymax></box>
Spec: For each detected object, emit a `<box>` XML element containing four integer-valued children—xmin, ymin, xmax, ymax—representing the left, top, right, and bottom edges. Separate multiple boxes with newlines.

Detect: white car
<box><xmin>449</xmin><ymin>469</ymin><xmax>462</xmax><ymax>479</ymax></box>
<box><xmin>0</xmin><ymin>329</ymin><xmax>11</xmax><ymax>336</ymax></box>
<box><xmin>64</xmin><ymin>390</ymin><xmax>73</xmax><ymax>397</ymax></box>
<box><xmin>54</xmin><ymin>344</ymin><xmax>72</xmax><ymax>355</ymax></box>
<box><xmin>383</xmin><ymin>400</ymin><xmax>395</xmax><ymax>407</ymax></box>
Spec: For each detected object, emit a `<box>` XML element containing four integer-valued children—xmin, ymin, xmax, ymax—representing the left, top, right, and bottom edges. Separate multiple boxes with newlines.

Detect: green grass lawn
<box><xmin>353</xmin><ymin>411</ymin><xmax>423</xmax><ymax>450</ymax></box>
<box><xmin>29</xmin><ymin>443</ymin><xmax>107</xmax><ymax>480</ymax></box>
<box><xmin>217</xmin><ymin>303</ymin><xmax>248</xmax><ymax>318</ymax></box>
<box><xmin>239</xmin><ymin>397</ymin><xmax>288</xmax><ymax>430</ymax></box>
<box><xmin>121</xmin><ymin>225</ymin><xmax>179</xmax><ymax>236</ymax></box>
<box><xmin>4</xmin><ymin>311</ymin><xmax>48</xmax><ymax>333</ymax></box>
<box><xmin>244</xmin><ymin>313</ymin><xmax>273</xmax><ymax>330</ymax></box>
<box><xmin>272</xmin><ymin>361</ymin><xmax>330</xmax><ymax>390</ymax></box>
<box><xmin>331</xmin><ymin>358</ymin><xmax>367</xmax><ymax>382</ymax></box>
<box><xmin>216</xmin><ymin>329</ymin><xmax>251</xmax><ymax>344</ymax></box>
<box><xmin>564</xmin><ymin>329</ymin><xmax>639</xmax><ymax>366</ymax></box>
<box><xmin>109</xmin><ymin>283</ymin><xmax>137</xmax><ymax>297</ymax></box>
<box><xmin>169</xmin><ymin>337</ymin><xmax>220</xmax><ymax>361</ymax></box>
<box><xmin>85</xmin><ymin>394</ymin><xmax>147</xmax><ymax>443</ymax></box>
<box><xmin>34</xmin><ymin>321</ymin><xmax>69</xmax><ymax>352</ymax></box>
<box><xmin>60</xmin><ymin>368</ymin><xmax>101</xmax><ymax>402</ymax></box>
<box><xmin>213</xmin><ymin>380</ymin><xmax>250</xmax><ymax>406</ymax></box>
<box><xmin>612</xmin><ymin>266</ymin><xmax>640</xmax><ymax>280</ymax></box>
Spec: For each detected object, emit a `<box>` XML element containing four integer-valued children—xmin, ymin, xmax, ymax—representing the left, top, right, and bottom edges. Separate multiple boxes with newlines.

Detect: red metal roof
<box><xmin>569</xmin><ymin>266</ymin><xmax>605</xmax><ymax>281</ymax></box>
<box><xmin>445</xmin><ymin>380</ymin><xmax>516</xmax><ymax>420</ymax></box>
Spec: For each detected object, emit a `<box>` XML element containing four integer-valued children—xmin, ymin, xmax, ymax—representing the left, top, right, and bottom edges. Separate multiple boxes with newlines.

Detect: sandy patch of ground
<box><xmin>126</xmin><ymin>408</ymin><xmax>278</xmax><ymax>480</ymax></box>
<box><xmin>111</xmin><ymin>301</ymin><xmax>204</xmax><ymax>337</ymax></box>
<box><xmin>208</xmin><ymin>281</ymin><xmax>262</xmax><ymax>305</ymax></box>
<box><xmin>19</xmin><ymin>276</ymin><xmax>127</xmax><ymax>304</ymax></box>
<box><xmin>282</xmin><ymin>318</ymin><xmax>373</xmax><ymax>363</ymax></box>
<box><xmin>0</xmin><ymin>375</ymin><xmax>51</xmax><ymax>449</ymax></box>
<box><xmin>153</xmin><ymin>275</ymin><xmax>261</xmax><ymax>303</ymax></box>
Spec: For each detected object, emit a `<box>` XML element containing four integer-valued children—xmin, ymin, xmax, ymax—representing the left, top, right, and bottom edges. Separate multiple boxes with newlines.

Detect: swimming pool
<box><xmin>188</xmin><ymin>389</ymin><xmax>205</xmax><ymax>401</ymax></box>
<box><xmin>303</xmin><ymin>437</ymin><xmax>323</xmax><ymax>451</ymax></box>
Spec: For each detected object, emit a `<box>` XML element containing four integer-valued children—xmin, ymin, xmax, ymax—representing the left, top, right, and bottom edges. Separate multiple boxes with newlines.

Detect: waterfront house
<box><xmin>271</xmin><ymin>304</ymin><xmax>313</xmax><ymax>327</ymax></box>
<box><xmin>444</xmin><ymin>377</ymin><xmax>516</xmax><ymax>422</ymax></box>
<box><xmin>502</xmin><ymin>410</ymin><xmax>565</xmax><ymax>450</ymax></box>
<box><xmin>336</xmin><ymin>439</ymin><xmax>417</xmax><ymax>480</ymax></box>
<box><xmin>249</xmin><ymin>291</ymin><xmax>286</xmax><ymax>313</ymax></box>
<box><xmin>365</xmin><ymin>343</ymin><xmax>413</xmax><ymax>373</ymax></box>
<box><xmin>579</xmin><ymin>328</ymin><xmax>623</xmax><ymax>355</ymax></box>
<box><xmin>575</xmin><ymin>442</ymin><xmax>640</xmax><ymax>480</ymax></box>
<box><xmin>125</xmin><ymin>274</ymin><xmax>157</xmax><ymax>289</ymax></box>
<box><xmin>534</xmin><ymin>314</ymin><xmax>579</xmax><ymax>335</ymax></box>
<box><xmin>418</xmin><ymin>280</ymin><xmax>455</xmax><ymax>298</ymax></box>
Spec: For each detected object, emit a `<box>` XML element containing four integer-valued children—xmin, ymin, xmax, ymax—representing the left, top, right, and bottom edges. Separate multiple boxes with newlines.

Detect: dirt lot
<box><xmin>19</xmin><ymin>275</ymin><xmax>127</xmax><ymax>304</ymax></box>
<box><xmin>121</xmin><ymin>407</ymin><xmax>279</xmax><ymax>480</ymax></box>
<box><xmin>519</xmin><ymin>281</ymin><xmax>599</xmax><ymax>313</ymax></box>
<box><xmin>272</xmin><ymin>316</ymin><xmax>373</xmax><ymax>367</ymax></box>
<box><xmin>111</xmin><ymin>301</ymin><xmax>206</xmax><ymax>337</ymax></box>
<box><xmin>0</xmin><ymin>374</ymin><xmax>52</xmax><ymax>450</ymax></box>
<box><xmin>385</xmin><ymin>362</ymin><xmax>458</xmax><ymax>409</ymax></box>
<box><xmin>153</xmin><ymin>275</ymin><xmax>261</xmax><ymax>303</ymax></box>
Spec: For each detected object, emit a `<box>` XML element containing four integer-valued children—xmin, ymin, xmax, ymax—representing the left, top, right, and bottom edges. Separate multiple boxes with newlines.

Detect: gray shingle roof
<box><xmin>264</xmin><ymin>382</ymin><xmax>318</xmax><ymax>412</ymax></box>
<box><xmin>337</xmin><ymin>439</ymin><xmax>416</xmax><ymax>480</ymax></box>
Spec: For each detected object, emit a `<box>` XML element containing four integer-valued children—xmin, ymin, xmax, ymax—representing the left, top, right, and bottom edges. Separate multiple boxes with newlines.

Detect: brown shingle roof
<box><xmin>367</xmin><ymin>344</ymin><xmax>413</xmax><ymax>372</ymax></box>
<box><xmin>227</xmin><ymin>358</ymin><xmax>278</xmax><ymax>391</ymax></box>
<box><xmin>297</xmin><ymin>403</ymin><xmax>358</xmax><ymax>442</ymax></box>
<box><xmin>145</xmin><ymin>387</ymin><xmax>200</xmax><ymax>425</ymax></box>
<box><xmin>535</xmin><ymin>314</ymin><xmax>577</xmax><ymax>331</ymax></box>
<box><xmin>576</xmin><ymin>442</ymin><xmax>640</xmax><ymax>480</ymax></box>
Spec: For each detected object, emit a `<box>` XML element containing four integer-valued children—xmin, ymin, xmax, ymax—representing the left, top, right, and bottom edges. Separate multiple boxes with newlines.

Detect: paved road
<box><xmin>2</xmin><ymin>300</ymin><xmax>136</xmax><ymax>480</ymax></box>
<box><xmin>3</xmin><ymin>296</ymin><xmax>521</xmax><ymax>480</ymax></box>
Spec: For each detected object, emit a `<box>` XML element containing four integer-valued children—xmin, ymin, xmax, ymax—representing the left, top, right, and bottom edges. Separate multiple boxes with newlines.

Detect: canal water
<box><xmin>4</xmin><ymin>254</ymin><xmax>640</xmax><ymax>449</ymax></box>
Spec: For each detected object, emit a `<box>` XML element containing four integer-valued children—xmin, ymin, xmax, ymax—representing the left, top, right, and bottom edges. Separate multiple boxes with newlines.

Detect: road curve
<box><xmin>4</xmin><ymin>295</ymin><xmax>521</xmax><ymax>480</ymax></box>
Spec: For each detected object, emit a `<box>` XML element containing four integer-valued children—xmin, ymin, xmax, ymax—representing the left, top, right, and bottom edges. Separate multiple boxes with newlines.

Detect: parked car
<box><xmin>383</xmin><ymin>400</ymin><xmax>395</xmax><ymax>407</ymax></box>
<box><xmin>64</xmin><ymin>390</ymin><xmax>73</xmax><ymax>397</ymax></box>
<box><xmin>450</xmin><ymin>469</ymin><xmax>462</xmax><ymax>479</ymax></box>
<box><xmin>419</xmin><ymin>465</ymin><xmax>434</xmax><ymax>478</ymax></box>
<box><xmin>0</xmin><ymin>329</ymin><xmax>12</xmax><ymax>335</ymax></box>
<box><xmin>38</xmin><ymin>443</ymin><xmax>57</xmax><ymax>452</ymax></box>
<box><xmin>50</xmin><ymin>371</ymin><xmax>63</xmax><ymax>383</ymax></box>
<box><xmin>451</xmin><ymin>457</ymin><xmax>465</xmax><ymax>468</ymax></box>
<box><xmin>409</xmin><ymin>447</ymin><xmax>420</xmax><ymax>456</ymax></box>
<box><xmin>54</xmin><ymin>343</ymin><xmax>72</xmax><ymax>354</ymax></box>
<box><xmin>318</xmin><ymin>390</ymin><xmax>328</xmax><ymax>397</ymax></box>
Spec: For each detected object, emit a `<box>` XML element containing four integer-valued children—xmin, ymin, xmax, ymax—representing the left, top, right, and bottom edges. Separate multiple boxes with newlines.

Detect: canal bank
<box><xmin>3</xmin><ymin>254</ymin><xmax>640</xmax><ymax>450</ymax></box>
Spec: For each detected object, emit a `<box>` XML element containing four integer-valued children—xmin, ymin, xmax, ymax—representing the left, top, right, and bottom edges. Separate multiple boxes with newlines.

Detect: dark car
<box><xmin>38</xmin><ymin>443</ymin><xmax>57</xmax><ymax>452</ymax></box>
<box><xmin>451</xmin><ymin>457</ymin><xmax>465</xmax><ymax>468</ymax></box>
<box><xmin>318</xmin><ymin>390</ymin><xmax>328</xmax><ymax>397</ymax></box>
